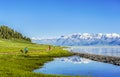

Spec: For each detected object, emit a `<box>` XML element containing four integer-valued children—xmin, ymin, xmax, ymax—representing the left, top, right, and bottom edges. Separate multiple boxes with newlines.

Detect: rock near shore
<box><xmin>73</xmin><ymin>52</ymin><xmax>120</xmax><ymax>66</ymax></box>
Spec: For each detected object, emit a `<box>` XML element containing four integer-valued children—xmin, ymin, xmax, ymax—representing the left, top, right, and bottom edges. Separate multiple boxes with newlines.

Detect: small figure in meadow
<box><xmin>20</xmin><ymin>49</ymin><xmax>23</xmax><ymax>53</ymax></box>
<box><xmin>24</xmin><ymin>47</ymin><xmax>28</xmax><ymax>54</ymax></box>
<box><xmin>48</xmin><ymin>45</ymin><xmax>51</xmax><ymax>51</ymax></box>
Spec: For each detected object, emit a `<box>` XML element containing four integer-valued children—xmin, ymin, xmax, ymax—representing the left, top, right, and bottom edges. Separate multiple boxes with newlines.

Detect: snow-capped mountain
<box><xmin>32</xmin><ymin>33</ymin><xmax>120</xmax><ymax>46</ymax></box>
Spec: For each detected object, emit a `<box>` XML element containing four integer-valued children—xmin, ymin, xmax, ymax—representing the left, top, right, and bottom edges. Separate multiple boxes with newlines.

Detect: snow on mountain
<box><xmin>31</xmin><ymin>33</ymin><xmax>120</xmax><ymax>46</ymax></box>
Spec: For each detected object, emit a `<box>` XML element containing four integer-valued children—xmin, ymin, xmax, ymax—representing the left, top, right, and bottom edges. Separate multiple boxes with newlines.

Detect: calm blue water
<box><xmin>33</xmin><ymin>56</ymin><xmax>120</xmax><ymax>77</ymax></box>
<box><xmin>67</xmin><ymin>46</ymin><xmax>120</xmax><ymax>57</ymax></box>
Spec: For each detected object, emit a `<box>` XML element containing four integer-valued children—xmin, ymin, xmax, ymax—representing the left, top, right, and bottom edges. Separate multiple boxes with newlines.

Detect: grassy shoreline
<box><xmin>0</xmin><ymin>54</ymin><xmax>71</xmax><ymax>77</ymax></box>
<box><xmin>0</xmin><ymin>39</ymin><xmax>88</xmax><ymax>77</ymax></box>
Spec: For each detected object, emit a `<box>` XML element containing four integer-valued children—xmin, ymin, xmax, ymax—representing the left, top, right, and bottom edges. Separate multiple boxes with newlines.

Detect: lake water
<box><xmin>34</xmin><ymin>46</ymin><xmax>120</xmax><ymax>77</ymax></box>
<box><xmin>67</xmin><ymin>46</ymin><xmax>120</xmax><ymax>57</ymax></box>
<box><xmin>33</xmin><ymin>56</ymin><xmax>120</xmax><ymax>77</ymax></box>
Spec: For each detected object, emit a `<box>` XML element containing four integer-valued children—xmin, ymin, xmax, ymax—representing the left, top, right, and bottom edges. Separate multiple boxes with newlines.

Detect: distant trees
<box><xmin>0</xmin><ymin>25</ymin><xmax>31</xmax><ymax>42</ymax></box>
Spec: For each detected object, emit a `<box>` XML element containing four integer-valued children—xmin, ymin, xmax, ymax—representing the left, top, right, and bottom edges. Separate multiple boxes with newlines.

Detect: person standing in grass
<box><xmin>24</xmin><ymin>47</ymin><xmax>28</xmax><ymax>54</ymax></box>
<box><xmin>48</xmin><ymin>45</ymin><xmax>51</xmax><ymax>51</ymax></box>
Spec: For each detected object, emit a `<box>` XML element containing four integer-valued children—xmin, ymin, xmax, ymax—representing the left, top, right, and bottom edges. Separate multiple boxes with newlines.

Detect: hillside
<box><xmin>0</xmin><ymin>25</ymin><xmax>31</xmax><ymax>42</ymax></box>
<box><xmin>0</xmin><ymin>25</ymin><xmax>75</xmax><ymax>77</ymax></box>
<box><xmin>0</xmin><ymin>25</ymin><xmax>74</xmax><ymax>77</ymax></box>
<box><xmin>32</xmin><ymin>33</ymin><xmax>120</xmax><ymax>46</ymax></box>
<box><xmin>0</xmin><ymin>38</ymin><xmax>73</xmax><ymax>77</ymax></box>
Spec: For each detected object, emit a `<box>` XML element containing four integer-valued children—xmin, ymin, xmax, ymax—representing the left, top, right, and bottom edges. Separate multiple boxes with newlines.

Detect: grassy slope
<box><xmin>0</xmin><ymin>39</ymin><xmax>87</xmax><ymax>77</ymax></box>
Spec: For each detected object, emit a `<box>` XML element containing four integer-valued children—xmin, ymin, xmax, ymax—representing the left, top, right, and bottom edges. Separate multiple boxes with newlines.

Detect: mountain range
<box><xmin>32</xmin><ymin>33</ymin><xmax>120</xmax><ymax>46</ymax></box>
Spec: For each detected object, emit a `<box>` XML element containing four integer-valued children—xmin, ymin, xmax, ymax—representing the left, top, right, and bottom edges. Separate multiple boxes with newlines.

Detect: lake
<box><xmin>33</xmin><ymin>56</ymin><xmax>120</xmax><ymax>77</ymax></box>
<box><xmin>33</xmin><ymin>46</ymin><xmax>120</xmax><ymax>77</ymax></box>
<box><xmin>66</xmin><ymin>46</ymin><xmax>120</xmax><ymax>57</ymax></box>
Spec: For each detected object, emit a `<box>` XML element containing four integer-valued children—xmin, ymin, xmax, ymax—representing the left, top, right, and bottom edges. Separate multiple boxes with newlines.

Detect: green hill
<box><xmin>0</xmin><ymin>39</ymin><xmax>75</xmax><ymax>77</ymax></box>
<box><xmin>0</xmin><ymin>26</ymin><xmax>75</xmax><ymax>77</ymax></box>
<box><xmin>0</xmin><ymin>25</ymin><xmax>87</xmax><ymax>77</ymax></box>
<box><xmin>0</xmin><ymin>25</ymin><xmax>31</xmax><ymax>42</ymax></box>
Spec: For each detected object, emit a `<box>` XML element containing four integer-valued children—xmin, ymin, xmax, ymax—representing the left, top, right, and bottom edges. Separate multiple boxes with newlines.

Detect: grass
<box><xmin>0</xmin><ymin>39</ymin><xmax>88</xmax><ymax>77</ymax></box>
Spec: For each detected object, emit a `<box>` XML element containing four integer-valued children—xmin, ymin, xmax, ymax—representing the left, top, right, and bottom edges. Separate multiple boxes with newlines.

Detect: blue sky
<box><xmin>0</xmin><ymin>0</ymin><xmax>120</xmax><ymax>38</ymax></box>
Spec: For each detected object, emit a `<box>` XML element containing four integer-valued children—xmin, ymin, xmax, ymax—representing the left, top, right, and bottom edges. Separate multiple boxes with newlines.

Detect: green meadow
<box><xmin>0</xmin><ymin>39</ymin><xmax>88</xmax><ymax>77</ymax></box>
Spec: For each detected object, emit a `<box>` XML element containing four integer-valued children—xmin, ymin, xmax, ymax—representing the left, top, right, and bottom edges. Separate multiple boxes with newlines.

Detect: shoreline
<box><xmin>72</xmin><ymin>52</ymin><xmax>120</xmax><ymax>66</ymax></box>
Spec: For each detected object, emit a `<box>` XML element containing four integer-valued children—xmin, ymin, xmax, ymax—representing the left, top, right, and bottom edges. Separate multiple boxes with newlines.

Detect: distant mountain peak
<box><xmin>32</xmin><ymin>33</ymin><xmax>120</xmax><ymax>46</ymax></box>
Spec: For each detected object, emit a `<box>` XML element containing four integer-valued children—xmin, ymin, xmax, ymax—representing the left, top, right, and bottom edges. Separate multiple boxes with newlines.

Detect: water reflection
<box><xmin>57</xmin><ymin>56</ymin><xmax>91</xmax><ymax>64</ymax></box>
<box><xmin>33</xmin><ymin>56</ymin><xmax>120</xmax><ymax>77</ymax></box>
<box><xmin>67</xmin><ymin>46</ymin><xmax>120</xmax><ymax>57</ymax></box>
